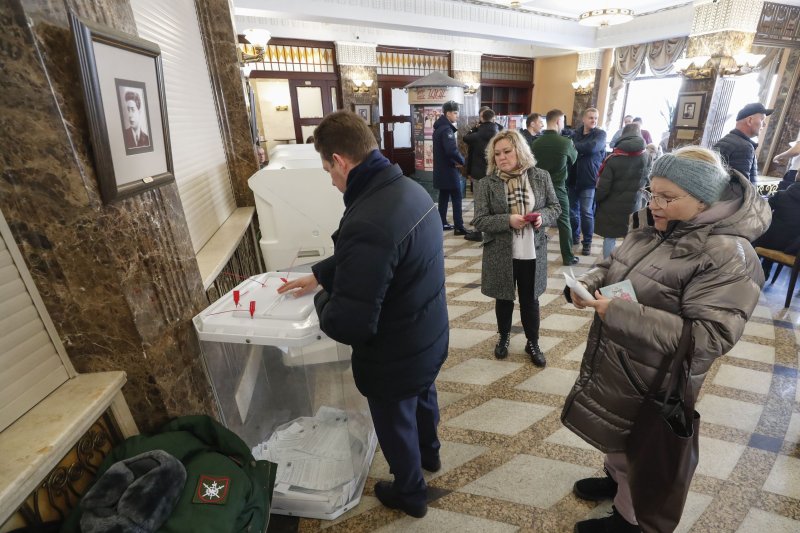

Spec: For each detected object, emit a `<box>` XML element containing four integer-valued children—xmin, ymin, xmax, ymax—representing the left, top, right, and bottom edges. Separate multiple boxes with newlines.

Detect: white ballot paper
<box><xmin>564</xmin><ymin>268</ymin><xmax>595</xmax><ymax>302</ymax></box>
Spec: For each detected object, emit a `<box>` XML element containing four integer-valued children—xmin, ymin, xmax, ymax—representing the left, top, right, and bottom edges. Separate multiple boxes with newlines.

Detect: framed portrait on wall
<box><xmin>674</xmin><ymin>92</ymin><xmax>705</xmax><ymax>129</ymax></box>
<box><xmin>70</xmin><ymin>12</ymin><xmax>174</xmax><ymax>203</ymax></box>
<box><xmin>354</xmin><ymin>104</ymin><xmax>372</xmax><ymax>125</ymax></box>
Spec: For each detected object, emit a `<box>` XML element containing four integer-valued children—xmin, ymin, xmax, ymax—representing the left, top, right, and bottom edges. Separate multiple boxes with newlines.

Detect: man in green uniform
<box><xmin>531</xmin><ymin>109</ymin><xmax>579</xmax><ymax>265</ymax></box>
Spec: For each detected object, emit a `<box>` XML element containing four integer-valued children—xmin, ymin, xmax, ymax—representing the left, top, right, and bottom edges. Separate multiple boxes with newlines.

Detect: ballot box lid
<box><xmin>193</xmin><ymin>272</ymin><xmax>322</xmax><ymax>346</ymax></box>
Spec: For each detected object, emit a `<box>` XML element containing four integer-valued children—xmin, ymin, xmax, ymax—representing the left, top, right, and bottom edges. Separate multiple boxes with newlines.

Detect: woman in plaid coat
<box><xmin>472</xmin><ymin>129</ymin><xmax>560</xmax><ymax>366</ymax></box>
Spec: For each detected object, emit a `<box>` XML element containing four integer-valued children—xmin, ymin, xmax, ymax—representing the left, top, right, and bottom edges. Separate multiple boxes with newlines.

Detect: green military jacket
<box><xmin>531</xmin><ymin>130</ymin><xmax>578</xmax><ymax>188</ymax></box>
<box><xmin>62</xmin><ymin>416</ymin><xmax>277</xmax><ymax>533</ymax></box>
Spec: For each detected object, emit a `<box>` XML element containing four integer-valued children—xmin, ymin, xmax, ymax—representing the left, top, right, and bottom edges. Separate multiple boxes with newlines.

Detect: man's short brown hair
<box><xmin>314</xmin><ymin>111</ymin><xmax>378</xmax><ymax>163</ymax></box>
<box><xmin>480</xmin><ymin>108</ymin><xmax>495</xmax><ymax>122</ymax></box>
<box><xmin>545</xmin><ymin>109</ymin><xmax>564</xmax><ymax>124</ymax></box>
<box><xmin>583</xmin><ymin>107</ymin><xmax>599</xmax><ymax>116</ymax></box>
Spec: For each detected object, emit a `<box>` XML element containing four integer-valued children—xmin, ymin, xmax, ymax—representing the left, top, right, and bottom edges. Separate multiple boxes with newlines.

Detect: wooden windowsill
<box><xmin>196</xmin><ymin>207</ymin><xmax>255</xmax><ymax>290</ymax></box>
<box><xmin>0</xmin><ymin>371</ymin><xmax>132</xmax><ymax>524</ymax></box>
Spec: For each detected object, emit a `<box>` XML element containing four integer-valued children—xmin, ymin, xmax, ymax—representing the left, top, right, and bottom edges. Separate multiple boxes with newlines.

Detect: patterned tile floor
<box><xmin>268</xmin><ymin>201</ymin><xmax>800</xmax><ymax>533</ymax></box>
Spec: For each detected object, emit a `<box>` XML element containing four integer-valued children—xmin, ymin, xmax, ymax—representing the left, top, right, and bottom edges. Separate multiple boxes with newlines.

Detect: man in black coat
<box><xmin>278</xmin><ymin>111</ymin><xmax>449</xmax><ymax>519</ymax></box>
<box><xmin>713</xmin><ymin>102</ymin><xmax>773</xmax><ymax>183</ymax></box>
<box><xmin>568</xmin><ymin>107</ymin><xmax>607</xmax><ymax>256</ymax></box>
<box><xmin>463</xmin><ymin>107</ymin><xmax>500</xmax><ymax>241</ymax></box>
<box><xmin>433</xmin><ymin>100</ymin><xmax>467</xmax><ymax>235</ymax></box>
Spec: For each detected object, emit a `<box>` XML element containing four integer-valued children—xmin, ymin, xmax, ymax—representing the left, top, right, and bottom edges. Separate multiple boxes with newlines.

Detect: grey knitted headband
<box><xmin>649</xmin><ymin>153</ymin><xmax>730</xmax><ymax>205</ymax></box>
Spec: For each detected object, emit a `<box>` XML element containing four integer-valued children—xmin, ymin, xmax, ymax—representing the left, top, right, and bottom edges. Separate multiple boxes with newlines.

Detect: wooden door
<box><xmin>378</xmin><ymin>81</ymin><xmax>414</xmax><ymax>175</ymax></box>
<box><xmin>289</xmin><ymin>78</ymin><xmax>340</xmax><ymax>143</ymax></box>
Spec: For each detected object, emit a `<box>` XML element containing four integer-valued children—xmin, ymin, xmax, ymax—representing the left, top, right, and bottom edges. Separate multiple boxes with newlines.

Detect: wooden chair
<box><xmin>755</xmin><ymin>246</ymin><xmax>800</xmax><ymax>308</ymax></box>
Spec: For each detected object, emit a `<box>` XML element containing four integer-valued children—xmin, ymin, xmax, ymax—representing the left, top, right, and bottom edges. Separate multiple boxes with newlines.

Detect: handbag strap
<box><xmin>645</xmin><ymin>319</ymin><xmax>693</xmax><ymax>402</ymax></box>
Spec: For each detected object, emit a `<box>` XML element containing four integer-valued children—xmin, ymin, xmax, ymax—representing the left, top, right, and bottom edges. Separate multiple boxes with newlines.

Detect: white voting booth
<box><xmin>249</xmin><ymin>145</ymin><xmax>344</xmax><ymax>271</ymax></box>
<box><xmin>194</xmin><ymin>273</ymin><xmax>377</xmax><ymax>519</ymax></box>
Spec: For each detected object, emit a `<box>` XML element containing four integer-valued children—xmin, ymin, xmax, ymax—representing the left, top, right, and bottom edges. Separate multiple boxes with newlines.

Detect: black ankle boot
<box><xmin>494</xmin><ymin>333</ymin><xmax>510</xmax><ymax>359</ymax></box>
<box><xmin>574</xmin><ymin>506</ymin><xmax>640</xmax><ymax>532</ymax></box>
<box><xmin>573</xmin><ymin>472</ymin><xmax>618</xmax><ymax>501</ymax></box>
<box><xmin>525</xmin><ymin>340</ymin><xmax>546</xmax><ymax>367</ymax></box>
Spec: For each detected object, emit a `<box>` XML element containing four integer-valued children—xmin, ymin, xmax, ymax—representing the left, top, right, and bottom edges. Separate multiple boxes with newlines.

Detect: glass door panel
<box><xmin>296</xmin><ymin>87</ymin><xmax>324</xmax><ymax>118</ymax></box>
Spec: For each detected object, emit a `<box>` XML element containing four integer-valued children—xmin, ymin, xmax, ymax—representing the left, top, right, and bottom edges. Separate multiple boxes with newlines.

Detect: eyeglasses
<box><xmin>640</xmin><ymin>189</ymin><xmax>690</xmax><ymax>209</ymax></box>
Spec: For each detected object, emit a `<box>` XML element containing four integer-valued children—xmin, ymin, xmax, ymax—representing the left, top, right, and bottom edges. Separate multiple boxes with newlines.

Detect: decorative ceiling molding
<box><xmin>577</xmin><ymin>50</ymin><xmax>602</xmax><ymax>70</ymax></box>
<box><xmin>452</xmin><ymin>50</ymin><xmax>482</xmax><ymax>72</ymax></box>
<box><xmin>234</xmin><ymin>0</ymin><xmax>597</xmax><ymax>50</ymax></box>
<box><xmin>690</xmin><ymin>0</ymin><xmax>764</xmax><ymax>36</ymax></box>
<box><xmin>335</xmin><ymin>41</ymin><xmax>378</xmax><ymax>66</ymax></box>
<box><xmin>234</xmin><ymin>15</ymin><xmax>565</xmax><ymax>57</ymax></box>
<box><xmin>234</xmin><ymin>0</ymin><xmax>704</xmax><ymax>54</ymax></box>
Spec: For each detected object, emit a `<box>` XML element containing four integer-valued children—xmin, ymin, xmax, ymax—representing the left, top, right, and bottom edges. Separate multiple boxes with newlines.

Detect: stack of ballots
<box><xmin>252</xmin><ymin>406</ymin><xmax>375</xmax><ymax>519</ymax></box>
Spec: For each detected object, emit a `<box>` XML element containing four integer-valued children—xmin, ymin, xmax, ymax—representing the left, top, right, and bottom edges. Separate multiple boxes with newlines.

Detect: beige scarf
<box><xmin>498</xmin><ymin>166</ymin><xmax>532</xmax><ymax>234</ymax></box>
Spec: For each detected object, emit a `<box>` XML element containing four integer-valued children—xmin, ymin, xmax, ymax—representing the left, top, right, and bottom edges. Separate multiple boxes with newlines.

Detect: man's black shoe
<box><xmin>582</xmin><ymin>243</ymin><xmax>592</xmax><ymax>256</ymax></box>
<box><xmin>453</xmin><ymin>228</ymin><xmax>467</xmax><ymax>236</ymax></box>
<box><xmin>573</xmin><ymin>474</ymin><xmax>618</xmax><ymax>501</ymax></box>
<box><xmin>525</xmin><ymin>340</ymin><xmax>546</xmax><ymax>367</ymax></box>
<box><xmin>574</xmin><ymin>506</ymin><xmax>640</xmax><ymax>532</ymax></box>
<box><xmin>464</xmin><ymin>231</ymin><xmax>482</xmax><ymax>242</ymax></box>
<box><xmin>421</xmin><ymin>455</ymin><xmax>441</xmax><ymax>472</ymax></box>
<box><xmin>563</xmin><ymin>257</ymin><xmax>579</xmax><ymax>266</ymax></box>
<box><xmin>494</xmin><ymin>333</ymin><xmax>510</xmax><ymax>359</ymax></box>
<box><xmin>374</xmin><ymin>481</ymin><xmax>427</xmax><ymax>518</ymax></box>
<box><xmin>443</xmin><ymin>223</ymin><xmax>454</xmax><ymax>231</ymax></box>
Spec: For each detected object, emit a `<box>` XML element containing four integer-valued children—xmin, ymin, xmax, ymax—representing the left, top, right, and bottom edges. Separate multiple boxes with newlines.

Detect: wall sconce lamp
<box><xmin>571</xmin><ymin>79</ymin><xmax>594</xmax><ymax>95</ymax></box>
<box><xmin>352</xmin><ymin>79</ymin><xmax>374</xmax><ymax>93</ymax></box>
<box><xmin>240</xmin><ymin>28</ymin><xmax>271</xmax><ymax>64</ymax></box>
<box><xmin>464</xmin><ymin>82</ymin><xmax>480</xmax><ymax>95</ymax></box>
<box><xmin>275</xmin><ymin>105</ymin><xmax>289</xmax><ymax>111</ymax></box>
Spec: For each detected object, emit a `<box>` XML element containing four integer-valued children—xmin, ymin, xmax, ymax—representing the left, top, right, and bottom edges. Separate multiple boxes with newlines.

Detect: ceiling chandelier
<box><xmin>578</xmin><ymin>8</ymin><xmax>635</xmax><ymax>27</ymax></box>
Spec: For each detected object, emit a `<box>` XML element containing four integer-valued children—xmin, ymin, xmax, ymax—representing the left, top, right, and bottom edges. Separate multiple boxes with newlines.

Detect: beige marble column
<box><xmin>451</xmin><ymin>50</ymin><xmax>483</xmax><ymax>133</ymax></box>
<box><xmin>669</xmin><ymin>0</ymin><xmax>765</xmax><ymax>149</ymax></box>
<box><xmin>195</xmin><ymin>0</ymin><xmax>259</xmax><ymax>207</ymax></box>
<box><xmin>571</xmin><ymin>50</ymin><xmax>603</xmax><ymax>128</ymax></box>
<box><xmin>336</xmin><ymin>42</ymin><xmax>379</xmax><ymax>141</ymax></box>
<box><xmin>1</xmin><ymin>0</ymin><xmax>217</xmax><ymax>431</ymax></box>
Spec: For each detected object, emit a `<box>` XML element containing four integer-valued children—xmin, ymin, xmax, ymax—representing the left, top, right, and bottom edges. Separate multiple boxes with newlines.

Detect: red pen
<box><xmin>280</xmin><ymin>248</ymin><xmax>302</xmax><ymax>283</ymax></box>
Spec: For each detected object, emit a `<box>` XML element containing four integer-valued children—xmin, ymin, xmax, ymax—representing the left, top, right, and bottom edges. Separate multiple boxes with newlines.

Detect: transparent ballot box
<box><xmin>193</xmin><ymin>272</ymin><xmax>377</xmax><ymax>520</ymax></box>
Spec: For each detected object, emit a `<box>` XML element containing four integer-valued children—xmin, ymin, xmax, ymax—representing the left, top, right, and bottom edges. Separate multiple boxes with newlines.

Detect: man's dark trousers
<box><xmin>367</xmin><ymin>383</ymin><xmax>441</xmax><ymax>505</ymax></box>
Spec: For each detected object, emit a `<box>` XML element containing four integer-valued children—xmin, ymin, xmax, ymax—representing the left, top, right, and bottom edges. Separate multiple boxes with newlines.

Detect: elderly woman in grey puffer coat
<box><xmin>472</xmin><ymin>129</ymin><xmax>560</xmax><ymax>367</ymax></box>
<box><xmin>562</xmin><ymin>146</ymin><xmax>770</xmax><ymax>533</ymax></box>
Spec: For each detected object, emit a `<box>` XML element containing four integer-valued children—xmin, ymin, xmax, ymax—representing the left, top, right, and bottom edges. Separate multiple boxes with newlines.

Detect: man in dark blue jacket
<box><xmin>568</xmin><ymin>107</ymin><xmax>607</xmax><ymax>256</ymax></box>
<box><xmin>278</xmin><ymin>111</ymin><xmax>449</xmax><ymax>519</ymax></box>
<box><xmin>713</xmin><ymin>102</ymin><xmax>773</xmax><ymax>183</ymax></box>
<box><xmin>463</xmin><ymin>107</ymin><xmax>500</xmax><ymax>242</ymax></box>
<box><xmin>433</xmin><ymin>100</ymin><xmax>467</xmax><ymax>235</ymax></box>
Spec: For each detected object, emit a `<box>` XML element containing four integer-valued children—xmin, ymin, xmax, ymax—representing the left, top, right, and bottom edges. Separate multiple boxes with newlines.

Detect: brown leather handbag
<box><xmin>626</xmin><ymin>320</ymin><xmax>699</xmax><ymax>533</ymax></box>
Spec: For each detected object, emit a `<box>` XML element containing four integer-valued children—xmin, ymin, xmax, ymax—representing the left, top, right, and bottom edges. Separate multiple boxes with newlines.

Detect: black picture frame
<box><xmin>353</xmin><ymin>103</ymin><xmax>372</xmax><ymax>125</ymax></box>
<box><xmin>674</xmin><ymin>92</ymin><xmax>706</xmax><ymax>129</ymax></box>
<box><xmin>70</xmin><ymin>12</ymin><xmax>174</xmax><ymax>203</ymax></box>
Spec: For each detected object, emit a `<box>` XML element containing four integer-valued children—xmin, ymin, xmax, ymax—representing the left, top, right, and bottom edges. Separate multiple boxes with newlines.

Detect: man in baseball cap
<box><xmin>713</xmin><ymin>102</ymin><xmax>773</xmax><ymax>183</ymax></box>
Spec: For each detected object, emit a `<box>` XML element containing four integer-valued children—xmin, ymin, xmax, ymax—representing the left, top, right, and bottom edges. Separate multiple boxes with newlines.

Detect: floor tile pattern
<box><xmin>268</xmin><ymin>204</ymin><xmax>800</xmax><ymax>533</ymax></box>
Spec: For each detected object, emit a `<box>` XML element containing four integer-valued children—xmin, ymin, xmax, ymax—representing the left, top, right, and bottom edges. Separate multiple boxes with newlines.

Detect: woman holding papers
<box><xmin>472</xmin><ymin>130</ymin><xmax>561</xmax><ymax>367</ymax></box>
<box><xmin>561</xmin><ymin>146</ymin><xmax>770</xmax><ymax>533</ymax></box>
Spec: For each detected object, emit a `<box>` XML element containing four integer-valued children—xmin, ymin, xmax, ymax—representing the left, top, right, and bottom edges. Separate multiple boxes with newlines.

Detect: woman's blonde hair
<box><xmin>485</xmin><ymin>129</ymin><xmax>537</xmax><ymax>176</ymax></box>
<box><xmin>672</xmin><ymin>145</ymin><xmax>724</xmax><ymax>168</ymax></box>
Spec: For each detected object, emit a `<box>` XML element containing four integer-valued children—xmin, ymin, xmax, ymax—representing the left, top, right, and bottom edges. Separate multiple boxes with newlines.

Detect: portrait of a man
<box><xmin>682</xmin><ymin>102</ymin><xmax>695</xmax><ymax>120</ymax></box>
<box><xmin>115</xmin><ymin>79</ymin><xmax>154</xmax><ymax>155</ymax></box>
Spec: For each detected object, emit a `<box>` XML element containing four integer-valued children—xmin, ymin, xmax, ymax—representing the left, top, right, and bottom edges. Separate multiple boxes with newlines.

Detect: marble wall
<box><xmin>760</xmin><ymin>48</ymin><xmax>800</xmax><ymax>176</ymax></box>
<box><xmin>0</xmin><ymin>0</ymin><xmax>220</xmax><ymax>431</ymax></box>
<box><xmin>339</xmin><ymin>64</ymin><xmax>380</xmax><ymax>142</ymax></box>
<box><xmin>195</xmin><ymin>0</ymin><xmax>258</xmax><ymax>207</ymax></box>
